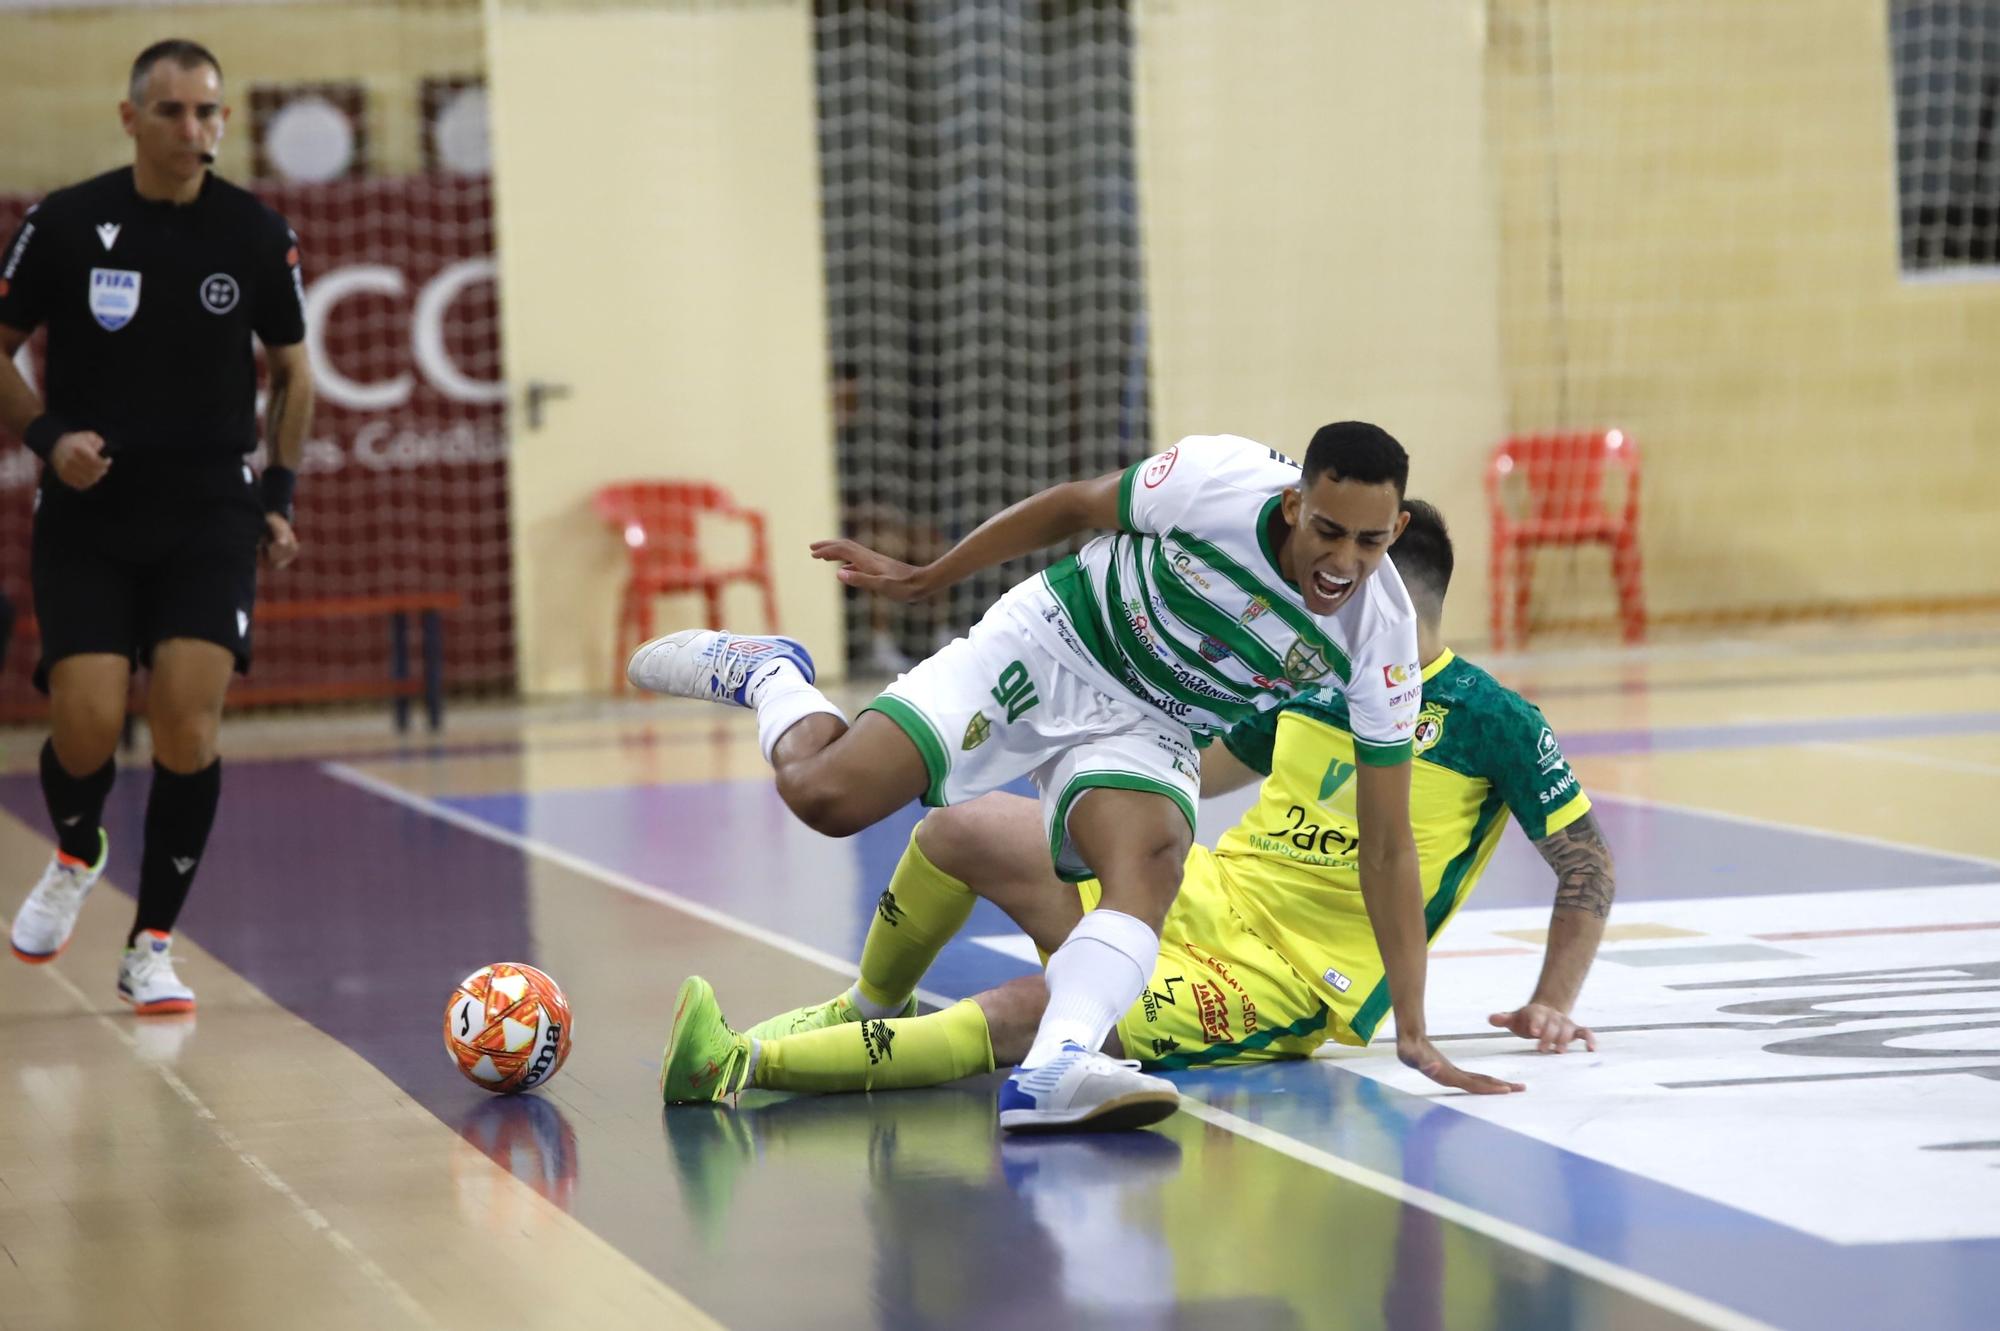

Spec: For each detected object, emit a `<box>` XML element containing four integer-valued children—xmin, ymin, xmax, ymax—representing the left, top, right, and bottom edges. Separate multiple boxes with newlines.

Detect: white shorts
<box><xmin>863</xmin><ymin>581</ymin><xmax>1201</xmax><ymax>881</ymax></box>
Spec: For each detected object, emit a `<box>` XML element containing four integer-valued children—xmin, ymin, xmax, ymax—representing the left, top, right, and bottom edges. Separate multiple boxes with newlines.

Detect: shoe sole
<box><xmin>999</xmin><ymin>1089</ymin><xmax>1181</xmax><ymax>1135</ymax></box>
<box><xmin>120</xmin><ymin>991</ymin><xmax>196</xmax><ymax>1015</ymax></box>
<box><xmin>11</xmin><ymin>941</ymin><xmax>67</xmax><ymax>964</ymax></box>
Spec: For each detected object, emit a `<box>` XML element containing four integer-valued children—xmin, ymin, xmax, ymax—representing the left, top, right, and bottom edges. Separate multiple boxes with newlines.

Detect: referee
<box><xmin>0</xmin><ymin>39</ymin><xmax>312</xmax><ymax>1013</ymax></box>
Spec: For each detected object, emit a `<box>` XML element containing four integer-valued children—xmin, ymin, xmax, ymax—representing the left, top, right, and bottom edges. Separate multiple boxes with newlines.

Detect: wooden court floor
<box><xmin>2</xmin><ymin>620</ymin><xmax>1998</xmax><ymax>1331</ymax></box>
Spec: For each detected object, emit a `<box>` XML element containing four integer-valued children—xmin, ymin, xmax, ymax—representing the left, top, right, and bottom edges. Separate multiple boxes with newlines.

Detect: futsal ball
<box><xmin>444</xmin><ymin>963</ymin><xmax>573</xmax><ymax>1094</ymax></box>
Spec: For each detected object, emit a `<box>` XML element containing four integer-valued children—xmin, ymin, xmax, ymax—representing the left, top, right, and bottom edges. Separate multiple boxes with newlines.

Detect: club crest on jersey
<box><xmin>200</xmin><ymin>272</ymin><xmax>241</xmax><ymax>314</ymax></box>
<box><xmin>88</xmin><ymin>268</ymin><xmax>140</xmax><ymax>330</ymax></box>
<box><xmin>1282</xmin><ymin>638</ymin><xmax>1331</xmax><ymax>684</ymax></box>
<box><xmin>1413</xmin><ymin>701</ymin><xmax>1447</xmax><ymax>754</ymax></box>
<box><xmin>961</xmin><ymin>711</ymin><xmax>992</xmax><ymax>751</ymax></box>
<box><xmin>1238</xmin><ymin>595</ymin><xmax>1270</xmax><ymax>626</ymax></box>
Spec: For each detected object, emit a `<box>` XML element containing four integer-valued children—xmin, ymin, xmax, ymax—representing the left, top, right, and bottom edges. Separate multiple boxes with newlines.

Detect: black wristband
<box><xmin>259</xmin><ymin>465</ymin><xmax>298</xmax><ymax>519</ymax></box>
<box><xmin>22</xmin><ymin>414</ymin><xmax>71</xmax><ymax>461</ymax></box>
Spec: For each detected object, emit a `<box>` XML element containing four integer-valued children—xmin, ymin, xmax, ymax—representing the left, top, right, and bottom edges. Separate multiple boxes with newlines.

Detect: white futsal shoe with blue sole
<box><xmin>998</xmin><ymin>1042</ymin><xmax>1180</xmax><ymax>1134</ymax></box>
<box><xmin>626</xmin><ymin>630</ymin><xmax>817</xmax><ymax>706</ymax></box>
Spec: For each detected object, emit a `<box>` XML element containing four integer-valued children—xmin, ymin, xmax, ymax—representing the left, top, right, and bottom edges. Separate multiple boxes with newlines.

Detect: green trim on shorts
<box><xmin>1142</xmin><ymin>1003</ymin><xmax>1331</xmax><ymax>1071</ymax></box>
<box><xmin>1046</xmin><ymin>771</ymin><xmax>1199</xmax><ymax>883</ymax></box>
<box><xmin>860</xmin><ymin>696</ymin><xmax>950</xmax><ymax>807</ymax></box>
<box><xmin>1349</xmin><ymin>789</ymin><xmax>1510</xmax><ymax>1042</ymax></box>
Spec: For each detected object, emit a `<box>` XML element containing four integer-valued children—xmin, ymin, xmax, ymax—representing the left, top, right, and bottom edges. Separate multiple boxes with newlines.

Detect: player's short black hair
<box><xmin>1301</xmin><ymin>421</ymin><xmax>1409</xmax><ymax>497</ymax></box>
<box><xmin>1393</xmin><ymin>497</ymin><xmax>1454</xmax><ymax>612</ymax></box>
<box><xmin>130</xmin><ymin>39</ymin><xmax>223</xmax><ymax>104</ymax></box>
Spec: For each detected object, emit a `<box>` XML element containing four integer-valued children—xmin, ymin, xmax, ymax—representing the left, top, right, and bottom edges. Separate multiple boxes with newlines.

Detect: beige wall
<box><xmin>1491</xmin><ymin>0</ymin><xmax>2000</xmax><ymax>621</ymax></box>
<box><xmin>0</xmin><ymin>2</ymin><xmax>483</xmax><ymax>192</ymax></box>
<box><xmin>488</xmin><ymin>2</ymin><xmax>839</xmax><ymax>695</ymax></box>
<box><xmin>1133</xmin><ymin>0</ymin><xmax>1507</xmax><ymax>647</ymax></box>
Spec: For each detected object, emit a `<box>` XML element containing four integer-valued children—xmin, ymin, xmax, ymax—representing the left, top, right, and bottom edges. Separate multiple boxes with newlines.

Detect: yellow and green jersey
<box><xmin>1212</xmin><ymin>648</ymin><xmax>1590</xmax><ymax>1045</ymax></box>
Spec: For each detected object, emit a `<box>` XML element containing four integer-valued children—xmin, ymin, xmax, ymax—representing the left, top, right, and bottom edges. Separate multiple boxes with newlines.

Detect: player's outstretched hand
<box><xmin>1487</xmin><ymin>1003</ymin><xmax>1595</xmax><ymax>1054</ymax></box>
<box><xmin>810</xmin><ymin>538</ymin><xmax>932</xmax><ymax>601</ymax></box>
<box><xmin>51</xmin><ymin>431</ymin><xmax>112</xmax><ymax>490</ymax></box>
<box><xmin>1397</xmin><ymin>1033</ymin><xmax>1526</xmax><ymax>1095</ymax></box>
<box><xmin>261</xmin><ymin>513</ymin><xmax>301</xmax><ymax>570</ymax></box>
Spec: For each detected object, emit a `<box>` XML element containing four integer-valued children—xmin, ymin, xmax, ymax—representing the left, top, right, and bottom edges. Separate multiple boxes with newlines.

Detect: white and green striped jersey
<box><xmin>1019</xmin><ymin>434</ymin><xmax>1423</xmax><ymax>765</ymax></box>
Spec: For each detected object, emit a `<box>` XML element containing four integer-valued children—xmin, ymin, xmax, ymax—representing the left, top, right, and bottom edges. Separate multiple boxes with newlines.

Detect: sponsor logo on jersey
<box><xmin>961</xmin><ymin>711</ymin><xmax>992</xmax><ymax>751</ymax></box>
<box><xmin>1198</xmin><ymin>634</ymin><xmax>1230</xmax><ymax>663</ymax></box>
<box><xmin>1141</xmin><ymin>446</ymin><xmax>1179</xmax><ymax>489</ymax></box>
<box><xmin>1168</xmin><ymin>549</ymin><xmax>1212</xmax><ymax>590</ymax></box>
<box><xmin>1538</xmin><ymin>770</ymin><xmax>1578</xmax><ymax>804</ymax></box>
<box><xmin>95</xmin><ymin>222</ymin><xmax>121</xmax><ymax>251</ymax></box>
<box><xmin>1283</xmin><ymin>638</ymin><xmax>1332</xmax><ymax>684</ymax></box>
<box><xmin>1150</xmin><ymin>1037</ymin><xmax>1181</xmax><ymax>1057</ymax></box>
<box><xmin>88</xmin><ymin>267</ymin><xmax>140</xmax><ymax>330</ymax></box>
<box><xmin>3</xmin><ymin>218</ymin><xmax>36</xmax><ymax>283</ymax></box>
<box><xmin>1383</xmin><ymin>661</ymin><xmax>1420</xmax><ymax>687</ymax></box>
<box><xmin>1322</xmin><ymin>966</ymin><xmax>1353</xmax><ymax>994</ymax></box>
<box><xmin>1536</xmin><ymin>725</ymin><xmax>1566</xmax><ymax>774</ymax></box>
<box><xmin>1387</xmin><ymin>687</ymin><xmax>1419</xmax><ymax>707</ymax></box>
<box><xmin>200</xmin><ymin>272</ymin><xmax>241</xmax><ymax>314</ymax></box>
<box><xmin>1192</xmin><ymin>980</ymin><xmax>1232</xmax><ymax>1042</ymax></box>
<box><xmin>1413</xmin><ymin>701</ymin><xmax>1448</xmax><ymax>754</ymax></box>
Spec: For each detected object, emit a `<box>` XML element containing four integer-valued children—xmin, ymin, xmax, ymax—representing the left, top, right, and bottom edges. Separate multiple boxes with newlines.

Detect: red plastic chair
<box><xmin>593</xmin><ymin>482</ymin><xmax>779</xmax><ymax>691</ymax></box>
<box><xmin>1486</xmin><ymin>430</ymin><xmax>1647</xmax><ymax>649</ymax></box>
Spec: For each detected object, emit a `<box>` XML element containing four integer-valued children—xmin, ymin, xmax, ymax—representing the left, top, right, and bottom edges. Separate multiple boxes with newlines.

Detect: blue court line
<box><xmin>258</xmin><ymin>704</ymin><xmax>2000</xmax><ymax>772</ymax></box>
<box><xmin>1560</xmin><ymin>709</ymin><xmax>2000</xmax><ymax>757</ymax></box>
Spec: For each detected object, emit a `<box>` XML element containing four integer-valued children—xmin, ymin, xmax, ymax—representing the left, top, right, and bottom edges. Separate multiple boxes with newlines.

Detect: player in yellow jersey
<box><xmin>662</xmin><ymin>500</ymin><xmax>1611</xmax><ymax>1099</ymax></box>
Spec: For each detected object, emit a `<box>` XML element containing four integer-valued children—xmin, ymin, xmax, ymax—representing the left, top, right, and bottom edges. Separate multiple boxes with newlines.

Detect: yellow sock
<box><xmin>754</xmin><ymin>999</ymin><xmax>994</xmax><ymax>1093</ymax></box>
<box><xmin>854</xmin><ymin>830</ymin><xmax>975</xmax><ymax>1011</ymax></box>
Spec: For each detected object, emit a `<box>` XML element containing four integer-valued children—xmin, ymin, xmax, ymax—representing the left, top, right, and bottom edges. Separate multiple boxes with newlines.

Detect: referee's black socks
<box><xmin>133</xmin><ymin>758</ymin><xmax>222</xmax><ymax>943</ymax></box>
<box><xmin>40</xmin><ymin>738</ymin><xmax>114</xmax><ymax>865</ymax></box>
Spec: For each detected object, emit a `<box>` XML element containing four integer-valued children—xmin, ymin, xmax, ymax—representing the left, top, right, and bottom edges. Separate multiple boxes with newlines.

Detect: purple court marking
<box><xmin>278</xmin><ymin>703</ymin><xmax>2000</xmax><ymax>772</ymax></box>
<box><xmin>1558</xmin><ymin>710</ymin><xmax>2000</xmax><ymax>756</ymax></box>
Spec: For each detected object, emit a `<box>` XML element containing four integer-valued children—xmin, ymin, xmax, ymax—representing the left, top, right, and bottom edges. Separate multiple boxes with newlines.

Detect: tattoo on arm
<box><xmin>1535</xmin><ymin>813</ymin><xmax>1615</xmax><ymax>919</ymax></box>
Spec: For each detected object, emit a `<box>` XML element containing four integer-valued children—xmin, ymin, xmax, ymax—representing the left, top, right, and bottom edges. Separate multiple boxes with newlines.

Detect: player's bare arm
<box><xmin>811</xmin><ymin>469</ymin><xmax>1123</xmax><ymax>600</ymax></box>
<box><xmin>259</xmin><ymin>339</ymin><xmax>313</xmax><ymax>569</ymax></box>
<box><xmin>1356</xmin><ymin>758</ymin><xmax>1525</xmax><ymax>1095</ymax></box>
<box><xmin>1</xmin><ymin>323</ymin><xmax>111</xmax><ymax>490</ymax></box>
<box><xmin>1198</xmin><ymin>741</ymin><xmax>1262</xmax><ymax>797</ymax></box>
<box><xmin>1489</xmin><ymin>811</ymin><xmax>1614</xmax><ymax>1053</ymax></box>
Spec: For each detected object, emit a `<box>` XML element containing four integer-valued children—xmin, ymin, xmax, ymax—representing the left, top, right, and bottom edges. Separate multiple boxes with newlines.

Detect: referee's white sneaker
<box><xmin>627</xmin><ymin>630</ymin><xmax>817</xmax><ymax>706</ymax></box>
<box><xmin>998</xmin><ymin>1042</ymin><xmax>1180</xmax><ymax>1134</ymax></box>
<box><xmin>9</xmin><ymin>830</ymin><xmax>108</xmax><ymax>964</ymax></box>
<box><xmin>119</xmin><ymin>930</ymin><xmax>196</xmax><ymax>1015</ymax></box>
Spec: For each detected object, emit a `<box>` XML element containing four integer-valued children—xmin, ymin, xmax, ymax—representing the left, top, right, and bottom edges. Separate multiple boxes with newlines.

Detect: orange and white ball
<box><xmin>444</xmin><ymin>963</ymin><xmax>573</xmax><ymax>1094</ymax></box>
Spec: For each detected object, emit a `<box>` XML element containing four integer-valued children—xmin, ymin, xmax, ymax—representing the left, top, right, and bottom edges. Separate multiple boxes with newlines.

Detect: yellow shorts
<box><xmin>1078</xmin><ymin>844</ymin><xmax>1331</xmax><ymax>1071</ymax></box>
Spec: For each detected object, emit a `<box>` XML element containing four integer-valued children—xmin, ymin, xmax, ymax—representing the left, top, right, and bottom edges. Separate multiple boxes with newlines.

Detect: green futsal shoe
<box><xmin>661</xmin><ymin>976</ymin><xmax>754</xmax><ymax>1105</ymax></box>
<box><xmin>742</xmin><ymin>988</ymin><xmax>918</xmax><ymax>1043</ymax></box>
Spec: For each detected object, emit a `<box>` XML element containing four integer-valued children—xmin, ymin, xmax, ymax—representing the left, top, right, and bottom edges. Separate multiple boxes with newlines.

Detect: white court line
<box><xmin>0</xmin><ymin>911</ymin><xmax>444</xmax><ymax>1331</ymax></box>
<box><xmin>321</xmin><ymin>762</ymin><xmax>958</xmax><ymax>1011</ymax></box>
<box><xmin>332</xmin><ymin>760</ymin><xmax>1766</xmax><ymax>1331</ymax></box>
<box><xmin>1173</xmin><ymin>1095</ymin><xmax>1775</xmax><ymax>1331</ymax></box>
<box><xmin>1809</xmin><ymin>740</ymin><xmax>2000</xmax><ymax>780</ymax></box>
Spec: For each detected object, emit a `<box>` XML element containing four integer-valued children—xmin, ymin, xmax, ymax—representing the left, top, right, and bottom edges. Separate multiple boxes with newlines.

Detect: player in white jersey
<box><xmin>632</xmin><ymin>423</ymin><xmax>1498</xmax><ymax>1129</ymax></box>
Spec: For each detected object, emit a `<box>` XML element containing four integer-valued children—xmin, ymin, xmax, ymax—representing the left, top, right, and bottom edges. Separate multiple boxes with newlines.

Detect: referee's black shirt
<box><xmin>0</xmin><ymin>167</ymin><xmax>305</xmax><ymax>489</ymax></box>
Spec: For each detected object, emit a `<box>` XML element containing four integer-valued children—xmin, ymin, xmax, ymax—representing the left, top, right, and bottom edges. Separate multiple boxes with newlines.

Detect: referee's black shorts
<box><xmin>30</xmin><ymin>461</ymin><xmax>264</xmax><ymax>693</ymax></box>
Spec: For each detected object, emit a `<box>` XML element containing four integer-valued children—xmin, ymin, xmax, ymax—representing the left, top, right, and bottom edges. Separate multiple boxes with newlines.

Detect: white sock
<box><xmin>1022</xmin><ymin>909</ymin><xmax>1158</xmax><ymax>1068</ymax></box>
<box><xmin>845</xmin><ymin>983</ymin><xmax>905</xmax><ymax>1021</ymax></box>
<box><xmin>748</xmin><ymin>660</ymin><xmax>847</xmax><ymax>763</ymax></box>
